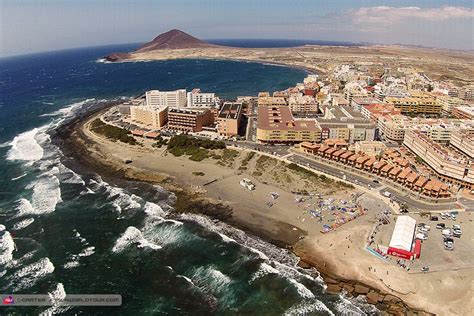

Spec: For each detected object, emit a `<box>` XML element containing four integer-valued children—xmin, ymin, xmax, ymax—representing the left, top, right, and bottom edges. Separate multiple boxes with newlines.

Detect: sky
<box><xmin>1</xmin><ymin>0</ymin><xmax>473</xmax><ymax>57</ymax></box>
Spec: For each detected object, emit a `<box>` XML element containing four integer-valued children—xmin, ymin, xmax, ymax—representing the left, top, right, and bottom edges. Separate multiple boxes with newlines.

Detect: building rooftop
<box><xmin>218</xmin><ymin>102</ymin><xmax>242</xmax><ymax>120</ymax></box>
<box><xmin>257</xmin><ymin>106</ymin><xmax>321</xmax><ymax>132</ymax></box>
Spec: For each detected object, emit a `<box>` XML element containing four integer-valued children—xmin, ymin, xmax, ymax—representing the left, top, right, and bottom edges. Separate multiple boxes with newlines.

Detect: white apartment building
<box><xmin>435</xmin><ymin>95</ymin><xmax>466</xmax><ymax>115</ymax></box>
<box><xmin>186</xmin><ymin>88</ymin><xmax>218</xmax><ymax>107</ymax></box>
<box><xmin>404</xmin><ymin>131</ymin><xmax>474</xmax><ymax>189</ymax></box>
<box><xmin>450</xmin><ymin>130</ymin><xmax>474</xmax><ymax>159</ymax></box>
<box><xmin>378</xmin><ymin>115</ymin><xmax>472</xmax><ymax>144</ymax></box>
<box><xmin>288</xmin><ymin>95</ymin><xmax>318</xmax><ymax>113</ymax></box>
<box><xmin>145</xmin><ymin>89</ymin><xmax>187</xmax><ymax>108</ymax></box>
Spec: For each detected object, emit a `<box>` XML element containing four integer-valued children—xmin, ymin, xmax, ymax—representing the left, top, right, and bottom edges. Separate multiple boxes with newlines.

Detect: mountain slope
<box><xmin>135</xmin><ymin>29</ymin><xmax>215</xmax><ymax>52</ymax></box>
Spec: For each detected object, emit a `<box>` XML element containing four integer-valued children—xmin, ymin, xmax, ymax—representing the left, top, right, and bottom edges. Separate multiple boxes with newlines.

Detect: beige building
<box><xmin>167</xmin><ymin>108</ymin><xmax>214</xmax><ymax>132</ymax></box>
<box><xmin>404</xmin><ymin>131</ymin><xmax>474</xmax><ymax>189</ymax></box>
<box><xmin>452</xmin><ymin>106</ymin><xmax>474</xmax><ymax>120</ymax></box>
<box><xmin>354</xmin><ymin>141</ymin><xmax>387</xmax><ymax>156</ymax></box>
<box><xmin>434</xmin><ymin>95</ymin><xmax>467</xmax><ymax>115</ymax></box>
<box><xmin>130</xmin><ymin>106</ymin><xmax>168</xmax><ymax>128</ymax></box>
<box><xmin>385</xmin><ymin>92</ymin><xmax>441</xmax><ymax>115</ymax></box>
<box><xmin>288</xmin><ymin>95</ymin><xmax>318</xmax><ymax>113</ymax></box>
<box><xmin>450</xmin><ymin>130</ymin><xmax>474</xmax><ymax>159</ymax></box>
<box><xmin>257</xmin><ymin>106</ymin><xmax>321</xmax><ymax>143</ymax></box>
<box><xmin>217</xmin><ymin>102</ymin><xmax>243</xmax><ymax>137</ymax></box>
<box><xmin>258</xmin><ymin>96</ymin><xmax>287</xmax><ymax>107</ymax></box>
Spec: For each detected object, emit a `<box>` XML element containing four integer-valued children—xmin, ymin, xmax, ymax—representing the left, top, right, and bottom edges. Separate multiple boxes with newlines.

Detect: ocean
<box><xmin>0</xmin><ymin>44</ymin><xmax>372</xmax><ymax>315</ymax></box>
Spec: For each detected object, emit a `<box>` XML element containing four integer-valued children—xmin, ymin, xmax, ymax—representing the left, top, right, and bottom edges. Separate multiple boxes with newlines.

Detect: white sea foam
<box><xmin>63</xmin><ymin>260</ymin><xmax>80</xmax><ymax>269</ymax></box>
<box><xmin>249</xmin><ymin>262</ymin><xmax>280</xmax><ymax>284</ymax></box>
<box><xmin>107</xmin><ymin>187</ymin><xmax>142</xmax><ymax>213</ymax></box>
<box><xmin>11</xmin><ymin>173</ymin><xmax>27</xmax><ymax>181</ymax></box>
<box><xmin>0</xmin><ymin>231</ymin><xmax>15</xmax><ymax>265</ymax></box>
<box><xmin>284</xmin><ymin>300</ymin><xmax>334</xmax><ymax>316</ymax></box>
<box><xmin>78</xmin><ymin>246</ymin><xmax>95</xmax><ymax>257</ymax></box>
<box><xmin>40</xmin><ymin>98</ymin><xmax>95</xmax><ymax>118</ymax></box>
<box><xmin>20</xmin><ymin>175</ymin><xmax>62</xmax><ymax>215</ymax></box>
<box><xmin>73</xmin><ymin>230</ymin><xmax>87</xmax><ymax>244</ymax></box>
<box><xmin>7</xmin><ymin>128</ymin><xmax>44</xmax><ymax>162</ymax></box>
<box><xmin>10</xmin><ymin>257</ymin><xmax>55</xmax><ymax>290</ymax></box>
<box><xmin>41</xmin><ymin>283</ymin><xmax>70</xmax><ymax>316</ymax></box>
<box><xmin>191</xmin><ymin>265</ymin><xmax>232</xmax><ymax>294</ymax></box>
<box><xmin>144</xmin><ymin>201</ymin><xmax>167</xmax><ymax>218</ymax></box>
<box><xmin>288</xmin><ymin>278</ymin><xmax>315</xmax><ymax>299</ymax></box>
<box><xmin>12</xmin><ymin>218</ymin><xmax>35</xmax><ymax>230</ymax></box>
<box><xmin>112</xmin><ymin>226</ymin><xmax>162</xmax><ymax>253</ymax></box>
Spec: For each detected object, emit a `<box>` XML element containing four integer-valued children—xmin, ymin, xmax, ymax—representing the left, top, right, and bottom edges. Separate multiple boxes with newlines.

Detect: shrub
<box><xmin>90</xmin><ymin>119</ymin><xmax>137</xmax><ymax>145</ymax></box>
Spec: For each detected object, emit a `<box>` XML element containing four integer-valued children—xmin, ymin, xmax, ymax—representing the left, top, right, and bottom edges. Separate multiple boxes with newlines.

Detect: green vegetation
<box><xmin>152</xmin><ymin>135</ymin><xmax>168</xmax><ymax>148</ymax></box>
<box><xmin>167</xmin><ymin>135</ymin><xmax>226</xmax><ymax>162</ymax></box>
<box><xmin>90</xmin><ymin>119</ymin><xmax>137</xmax><ymax>145</ymax></box>
<box><xmin>192</xmin><ymin>171</ymin><xmax>205</xmax><ymax>176</ymax></box>
<box><xmin>240</xmin><ymin>152</ymin><xmax>256</xmax><ymax>167</ymax></box>
<box><xmin>286</xmin><ymin>163</ymin><xmax>353</xmax><ymax>189</ymax></box>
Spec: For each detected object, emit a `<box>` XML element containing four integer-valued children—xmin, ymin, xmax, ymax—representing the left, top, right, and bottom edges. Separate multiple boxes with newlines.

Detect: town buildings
<box><xmin>186</xmin><ymin>88</ymin><xmax>218</xmax><ymax>107</ymax></box>
<box><xmin>318</xmin><ymin>106</ymin><xmax>377</xmax><ymax>143</ymax></box>
<box><xmin>145</xmin><ymin>89</ymin><xmax>187</xmax><ymax>108</ymax></box>
<box><xmin>257</xmin><ymin>106</ymin><xmax>321</xmax><ymax>143</ymax></box>
<box><xmin>130</xmin><ymin>105</ymin><xmax>168</xmax><ymax>128</ymax></box>
<box><xmin>288</xmin><ymin>94</ymin><xmax>319</xmax><ymax>113</ymax></box>
<box><xmin>217</xmin><ymin>102</ymin><xmax>243</xmax><ymax>137</ymax></box>
<box><xmin>452</xmin><ymin>106</ymin><xmax>474</xmax><ymax>120</ymax></box>
<box><xmin>385</xmin><ymin>92</ymin><xmax>441</xmax><ymax>115</ymax></box>
<box><xmin>404</xmin><ymin>131</ymin><xmax>474</xmax><ymax>189</ymax></box>
<box><xmin>167</xmin><ymin>107</ymin><xmax>214</xmax><ymax>132</ymax></box>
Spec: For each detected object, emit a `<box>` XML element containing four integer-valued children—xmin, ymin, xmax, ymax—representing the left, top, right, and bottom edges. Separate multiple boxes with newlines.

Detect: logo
<box><xmin>3</xmin><ymin>295</ymin><xmax>15</xmax><ymax>305</ymax></box>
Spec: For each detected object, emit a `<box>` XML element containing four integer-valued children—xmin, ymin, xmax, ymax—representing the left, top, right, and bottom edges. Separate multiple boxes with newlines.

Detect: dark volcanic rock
<box><xmin>104</xmin><ymin>52</ymin><xmax>133</xmax><ymax>62</ymax></box>
<box><xmin>135</xmin><ymin>29</ymin><xmax>216</xmax><ymax>52</ymax></box>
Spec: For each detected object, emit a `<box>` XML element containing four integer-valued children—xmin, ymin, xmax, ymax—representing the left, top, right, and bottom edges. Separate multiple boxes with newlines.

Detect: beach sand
<box><xmin>56</xmin><ymin>109</ymin><xmax>473</xmax><ymax>315</ymax></box>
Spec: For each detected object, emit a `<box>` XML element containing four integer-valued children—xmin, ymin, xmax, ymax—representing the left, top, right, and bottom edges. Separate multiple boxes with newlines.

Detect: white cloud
<box><xmin>350</xmin><ymin>6</ymin><xmax>474</xmax><ymax>25</ymax></box>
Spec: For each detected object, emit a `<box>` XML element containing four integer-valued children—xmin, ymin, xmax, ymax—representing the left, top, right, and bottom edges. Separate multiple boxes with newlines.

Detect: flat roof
<box><xmin>257</xmin><ymin>106</ymin><xmax>320</xmax><ymax>132</ymax></box>
<box><xmin>218</xmin><ymin>102</ymin><xmax>242</xmax><ymax>120</ymax></box>
<box><xmin>389</xmin><ymin>216</ymin><xmax>416</xmax><ymax>252</ymax></box>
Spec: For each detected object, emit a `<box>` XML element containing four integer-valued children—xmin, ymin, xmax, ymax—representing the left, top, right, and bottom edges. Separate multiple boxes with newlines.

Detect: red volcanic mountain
<box><xmin>104</xmin><ymin>29</ymin><xmax>216</xmax><ymax>61</ymax></box>
<box><xmin>135</xmin><ymin>29</ymin><xmax>215</xmax><ymax>52</ymax></box>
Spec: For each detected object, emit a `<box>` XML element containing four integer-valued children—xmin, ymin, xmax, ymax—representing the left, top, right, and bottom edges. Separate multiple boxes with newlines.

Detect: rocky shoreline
<box><xmin>52</xmin><ymin>102</ymin><xmax>431</xmax><ymax>315</ymax></box>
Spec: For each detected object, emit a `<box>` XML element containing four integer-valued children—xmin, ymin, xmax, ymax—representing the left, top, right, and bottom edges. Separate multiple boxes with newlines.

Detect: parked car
<box><xmin>444</xmin><ymin>237</ymin><xmax>454</xmax><ymax>243</ymax></box>
<box><xmin>419</xmin><ymin>227</ymin><xmax>429</xmax><ymax>233</ymax></box>
<box><xmin>453</xmin><ymin>224</ymin><xmax>461</xmax><ymax>230</ymax></box>
<box><xmin>417</xmin><ymin>223</ymin><xmax>426</xmax><ymax>227</ymax></box>
<box><xmin>442</xmin><ymin>229</ymin><xmax>453</xmax><ymax>237</ymax></box>
<box><xmin>444</xmin><ymin>241</ymin><xmax>454</xmax><ymax>251</ymax></box>
<box><xmin>450</xmin><ymin>214</ymin><xmax>457</xmax><ymax>221</ymax></box>
<box><xmin>453</xmin><ymin>229</ymin><xmax>462</xmax><ymax>237</ymax></box>
<box><xmin>416</xmin><ymin>233</ymin><xmax>427</xmax><ymax>240</ymax></box>
<box><xmin>430</xmin><ymin>216</ymin><xmax>439</xmax><ymax>221</ymax></box>
<box><xmin>373</xmin><ymin>179</ymin><xmax>380</xmax><ymax>184</ymax></box>
<box><xmin>436</xmin><ymin>223</ymin><xmax>446</xmax><ymax>229</ymax></box>
<box><xmin>420</xmin><ymin>266</ymin><xmax>429</xmax><ymax>272</ymax></box>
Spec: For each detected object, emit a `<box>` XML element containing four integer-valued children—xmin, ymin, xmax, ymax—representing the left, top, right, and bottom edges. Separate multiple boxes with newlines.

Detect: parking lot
<box><xmin>373</xmin><ymin>211</ymin><xmax>474</xmax><ymax>273</ymax></box>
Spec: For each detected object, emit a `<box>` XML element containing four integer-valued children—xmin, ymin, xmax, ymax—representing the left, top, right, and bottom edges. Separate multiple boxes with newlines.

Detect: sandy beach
<box><xmin>54</xmin><ymin>107</ymin><xmax>473</xmax><ymax>315</ymax></box>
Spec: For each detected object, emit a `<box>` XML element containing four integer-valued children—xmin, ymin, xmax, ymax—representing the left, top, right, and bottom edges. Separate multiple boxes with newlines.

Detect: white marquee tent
<box><xmin>389</xmin><ymin>215</ymin><xmax>416</xmax><ymax>252</ymax></box>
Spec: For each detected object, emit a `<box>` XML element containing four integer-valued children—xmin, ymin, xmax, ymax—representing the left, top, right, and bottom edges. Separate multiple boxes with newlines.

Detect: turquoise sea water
<box><xmin>0</xmin><ymin>44</ymin><xmax>372</xmax><ymax>315</ymax></box>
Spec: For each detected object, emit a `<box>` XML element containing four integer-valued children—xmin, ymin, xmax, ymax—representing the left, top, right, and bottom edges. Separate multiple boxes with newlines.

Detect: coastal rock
<box><xmin>366</xmin><ymin>291</ymin><xmax>380</xmax><ymax>304</ymax></box>
<box><xmin>383</xmin><ymin>294</ymin><xmax>402</xmax><ymax>304</ymax></box>
<box><xmin>343</xmin><ymin>284</ymin><xmax>354</xmax><ymax>293</ymax></box>
<box><xmin>323</xmin><ymin>277</ymin><xmax>338</xmax><ymax>284</ymax></box>
<box><xmin>325</xmin><ymin>284</ymin><xmax>342</xmax><ymax>294</ymax></box>
<box><xmin>354</xmin><ymin>285</ymin><xmax>370</xmax><ymax>294</ymax></box>
<box><xmin>297</xmin><ymin>260</ymin><xmax>312</xmax><ymax>269</ymax></box>
<box><xmin>104</xmin><ymin>52</ymin><xmax>132</xmax><ymax>62</ymax></box>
